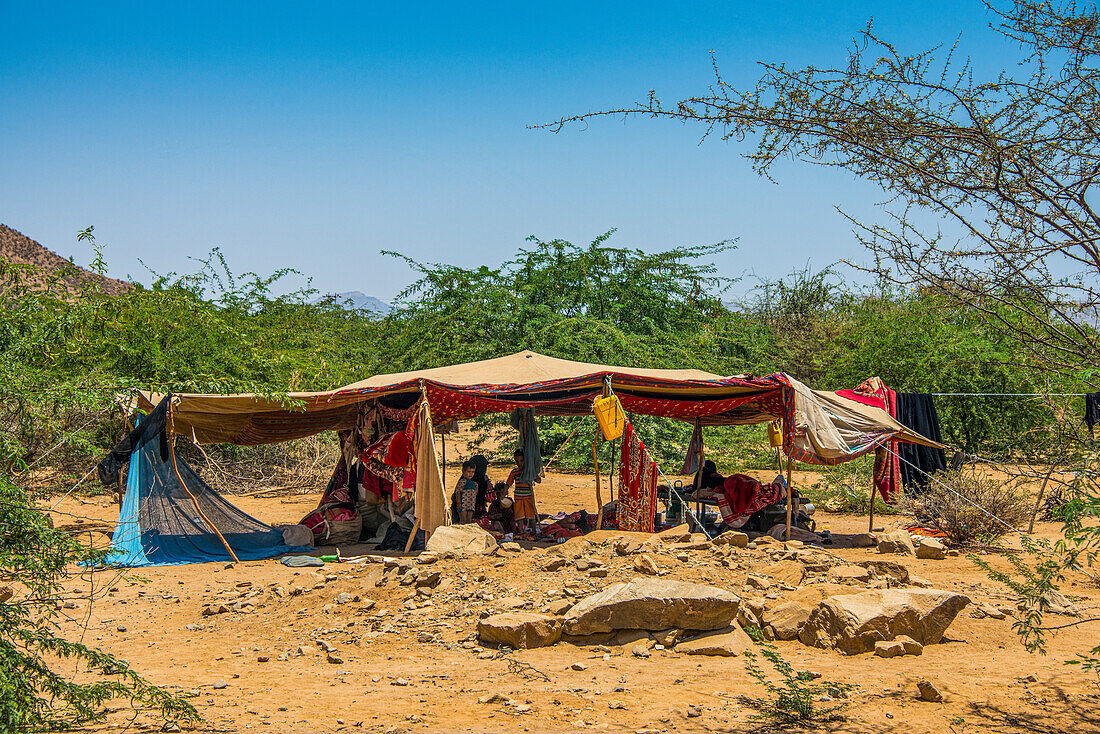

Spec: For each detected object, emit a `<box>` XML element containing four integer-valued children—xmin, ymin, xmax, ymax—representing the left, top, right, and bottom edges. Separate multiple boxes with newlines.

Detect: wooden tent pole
<box><xmin>593</xmin><ymin>429</ymin><xmax>603</xmax><ymax>530</ymax></box>
<box><xmin>692</xmin><ymin>419</ymin><xmax>704</xmax><ymax>533</ymax></box>
<box><xmin>168</xmin><ymin>407</ymin><xmax>239</xmax><ymax>564</ymax></box>
<box><xmin>404</xmin><ymin>517</ymin><xmax>421</xmax><ymax>553</ymax></box>
<box><xmin>868</xmin><ymin>481</ymin><xmax>876</xmax><ymax>533</ymax></box>
<box><xmin>784</xmin><ymin>455</ymin><xmax>794</xmax><ymax>542</ymax></box>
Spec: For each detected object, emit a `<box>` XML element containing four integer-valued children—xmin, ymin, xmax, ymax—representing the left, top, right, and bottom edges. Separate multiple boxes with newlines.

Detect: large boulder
<box><xmin>876</xmin><ymin>530</ymin><xmax>915</xmax><ymax>556</ymax></box>
<box><xmin>799</xmin><ymin>588</ymin><xmax>970</xmax><ymax>655</ymax></box>
<box><xmin>676</xmin><ymin>625</ymin><xmax>755</xmax><ymax>657</ymax></box>
<box><xmin>563</xmin><ymin>577</ymin><xmax>740</xmax><ymax>635</ymax></box>
<box><xmin>763</xmin><ymin>601</ymin><xmax>812</xmax><ymax>641</ymax></box>
<box><xmin>425</xmin><ymin>525</ymin><xmax>497</xmax><ymax>555</ymax></box>
<box><xmin>478</xmin><ymin>612</ymin><xmax>563</xmax><ymax>649</ymax></box>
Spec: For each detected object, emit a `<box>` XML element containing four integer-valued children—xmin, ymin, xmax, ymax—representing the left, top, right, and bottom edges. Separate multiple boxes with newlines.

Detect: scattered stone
<box><xmin>714</xmin><ymin>531</ymin><xmax>749</xmax><ymax>548</ymax></box>
<box><xmin>1041</xmin><ymin>590</ymin><xmax>1082</xmax><ymax>617</ymax></box>
<box><xmin>571</xmin><ymin>662</ymin><xmax>589</xmax><ymax>671</ymax></box>
<box><xmin>657</xmin><ymin>524</ymin><xmax>692</xmax><ymax>543</ymax></box>
<box><xmin>633</xmin><ymin>554</ymin><xmax>660</xmax><ymax>576</ymax></box>
<box><xmin>256</xmin><ymin>655</ymin><xmax>269</xmax><ymax>663</ymax></box>
<box><xmin>769</xmin><ymin>560</ymin><xmax>804</xmax><ymax>587</ymax></box>
<box><xmin>500</xmin><ymin>541</ymin><xmax>523</xmax><ymax>553</ymax></box>
<box><xmin>416</xmin><ymin>631</ymin><xmax>436</xmax><ymax>643</ymax></box>
<box><xmin>116</xmin><ymin>625</ymin><xmax>127</xmax><ymax>633</ymax></box>
<box><xmin>589</xmin><ymin>568</ymin><xmax>609</xmax><ymax>578</ymax></box>
<box><xmin>850</xmin><ymin>533</ymin><xmax>875</xmax><ymax>548</ymax></box>
<box><xmin>575</xmin><ymin>557</ymin><xmax>603</xmax><ymax>572</ymax></box>
<box><xmin>316</xmin><ymin>639</ymin><xmax>337</xmax><ymax>653</ymax></box>
<box><xmin>873</xmin><ymin>639</ymin><xmax>905</xmax><ymax>658</ymax></box>
<box><xmin>973</xmin><ymin>602</ymin><xmax>1006</xmax><ymax>619</ymax></box>
<box><xmin>799</xmin><ymin>588</ymin><xmax>970</xmax><ymax>655</ymax></box>
<box><xmin>736</xmin><ymin>596</ymin><xmax>766</xmax><ymax>630</ymax></box>
<box><xmin>608</xmin><ymin>700</ymin><xmax>626</xmax><ymax>710</ymax></box>
<box><xmin>611</xmin><ymin>535</ymin><xmax>659</xmax><ymax>556</ymax></box>
<box><xmin>785</xmin><ymin>540</ymin><xmax>804</xmax><ymax>550</ymax></box>
<box><xmin>563</xmin><ymin>578</ymin><xmax>740</xmax><ymax>635</ymax></box>
<box><xmin>540</xmin><ymin>557</ymin><xmax>568</xmax><ymax>572</ymax></box>
<box><xmin>917</xmin><ymin>679</ymin><xmax>944</xmax><ymax>702</ymax></box>
<box><xmin>478</xmin><ymin>612</ymin><xmax>563</xmax><ymax>649</ymax></box>
<box><xmin>202</xmin><ymin>604</ymin><xmax>229</xmax><ymax>617</ymax></box>
<box><xmin>425</xmin><ymin>524</ymin><xmax>497</xmax><ymax>555</ymax></box>
<box><xmin>685</xmin><ymin>705</ymin><xmax>702</xmax><ymax>717</ymax></box>
<box><xmin>631</xmin><ymin>643</ymin><xmax>652</xmax><ymax>658</ymax></box>
<box><xmin>676</xmin><ymin>625</ymin><xmax>754</xmax><ymax>657</ymax></box>
<box><xmin>763</xmin><ymin>601</ymin><xmax>811</xmax><ymax>641</ymax></box>
<box><xmin>896</xmin><ymin>635</ymin><xmax>924</xmax><ymax>655</ymax></box>
<box><xmin>860</xmin><ymin>560</ymin><xmax>911</xmax><ymax>584</ymax></box>
<box><xmin>416</xmin><ymin>552</ymin><xmax>439</xmax><ymax>565</ymax></box>
<box><xmin>544</xmin><ymin>599</ymin><xmax>574</xmax><ymax>616</ymax></box>
<box><xmin>336</xmin><ymin>593</ymin><xmax>356</xmax><ymax>604</ymax></box>
<box><xmin>746</xmin><ymin>575</ymin><xmax>772</xmax><ymax>591</ymax></box>
<box><xmin>876</xmin><ymin>530</ymin><xmax>915</xmax><ymax>556</ymax></box>
<box><xmin>415</xmin><ymin>571</ymin><xmax>442</xmax><ymax>588</ymax></box>
<box><xmin>947</xmin><ymin>549</ymin><xmax>960</xmax><ymax>557</ymax></box>
<box><xmin>908</xmin><ymin>575</ymin><xmax>934</xmax><ymax>588</ymax></box>
<box><xmin>478</xmin><ymin>693</ymin><xmax>508</xmax><ymax>704</ymax></box>
<box><xmin>916</xmin><ymin>537</ymin><xmax>947</xmax><ymax>560</ymax></box>
<box><xmin>827</xmin><ymin>566</ymin><xmax>871</xmax><ymax>584</ymax></box>
<box><xmin>212</xmin><ymin>680</ymin><xmax>227</xmax><ymax>690</ymax></box>
<box><xmin>652</xmin><ymin>628</ymin><xmax>684</xmax><ymax>646</ymax></box>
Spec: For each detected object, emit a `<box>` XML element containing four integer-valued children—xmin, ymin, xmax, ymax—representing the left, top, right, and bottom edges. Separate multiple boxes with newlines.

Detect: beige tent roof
<box><xmin>132</xmin><ymin>351</ymin><xmax>943</xmax><ymax>461</ymax></box>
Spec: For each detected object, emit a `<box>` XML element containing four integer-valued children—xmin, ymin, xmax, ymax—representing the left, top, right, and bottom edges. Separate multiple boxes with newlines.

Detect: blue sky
<box><xmin>1</xmin><ymin>2</ymin><xmax>1012</xmax><ymax>300</ymax></box>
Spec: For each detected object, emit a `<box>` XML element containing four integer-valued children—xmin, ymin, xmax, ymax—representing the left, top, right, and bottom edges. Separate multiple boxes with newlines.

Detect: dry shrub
<box><xmin>908</xmin><ymin>469</ymin><xmax>1031</xmax><ymax>546</ymax></box>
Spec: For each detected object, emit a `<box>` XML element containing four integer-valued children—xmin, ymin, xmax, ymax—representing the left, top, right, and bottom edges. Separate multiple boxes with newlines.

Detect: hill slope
<box><xmin>0</xmin><ymin>224</ymin><xmax>131</xmax><ymax>296</ymax></box>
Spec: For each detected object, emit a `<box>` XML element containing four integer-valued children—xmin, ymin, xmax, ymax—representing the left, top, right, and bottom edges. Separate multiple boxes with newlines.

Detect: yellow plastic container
<box><xmin>767</xmin><ymin>420</ymin><xmax>784</xmax><ymax>448</ymax></box>
<box><xmin>593</xmin><ymin>395</ymin><xmax>626</xmax><ymax>441</ymax></box>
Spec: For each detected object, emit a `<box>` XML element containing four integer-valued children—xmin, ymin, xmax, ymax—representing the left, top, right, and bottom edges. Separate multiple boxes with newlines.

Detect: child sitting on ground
<box><xmin>486</xmin><ymin>481</ymin><xmax>515</xmax><ymax>536</ymax></box>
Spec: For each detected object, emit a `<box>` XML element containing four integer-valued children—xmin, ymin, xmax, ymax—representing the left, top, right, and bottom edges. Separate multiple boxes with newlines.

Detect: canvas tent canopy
<box><xmin>106</xmin><ymin>351</ymin><xmax>943</xmax><ymax>566</ymax></box>
<box><xmin>131</xmin><ymin>350</ymin><xmax>941</xmax><ymax>465</ymax></box>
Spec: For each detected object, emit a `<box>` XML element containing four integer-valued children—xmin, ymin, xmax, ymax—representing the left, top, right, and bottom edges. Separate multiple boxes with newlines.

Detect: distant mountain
<box><xmin>317</xmin><ymin>290</ymin><xmax>392</xmax><ymax>313</ymax></box>
<box><xmin>0</xmin><ymin>223</ymin><xmax>131</xmax><ymax>297</ymax></box>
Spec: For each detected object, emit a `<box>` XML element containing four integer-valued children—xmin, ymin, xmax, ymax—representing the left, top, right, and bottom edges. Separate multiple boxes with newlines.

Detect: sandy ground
<box><xmin>41</xmin><ymin>470</ymin><xmax>1100</xmax><ymax>734</ymax></box>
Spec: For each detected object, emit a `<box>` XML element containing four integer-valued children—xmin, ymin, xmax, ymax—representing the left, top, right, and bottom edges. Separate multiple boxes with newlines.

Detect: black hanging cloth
<box><xmin>96</xmin><ymin>395</ymin><xmax>171</xmax><ymax>486</ymax></box>
<box><xmin>895</xmin><ymin>392</ymin><xmax>947</xmax><ymax>493</ymax></box>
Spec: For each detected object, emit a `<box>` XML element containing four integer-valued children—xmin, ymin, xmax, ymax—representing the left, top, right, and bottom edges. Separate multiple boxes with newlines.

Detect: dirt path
<box><xmin>42</xmin><ymin>475</ymin><xmax>1100</xmax><ymax>734</ymax></box>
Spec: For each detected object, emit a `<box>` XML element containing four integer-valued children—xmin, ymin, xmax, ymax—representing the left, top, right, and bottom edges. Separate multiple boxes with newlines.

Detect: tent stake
<box><xmin>784</xmin><ymin>455</ymin><xmax>793</xmax><ymax>541</ymax></box>
<box><xmin>168</xmin><ymin>411</ymin><xmax>239</xmax><ymax>564</ymax></box>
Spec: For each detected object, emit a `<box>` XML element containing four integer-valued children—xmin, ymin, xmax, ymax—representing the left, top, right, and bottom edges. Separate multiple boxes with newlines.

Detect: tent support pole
<box><xmin>784</xmin><ymin>455</ymin><xmax>793</xmax><ymax>542</ymax></box>
<box><xmin>593</xmin><ymin>430</ymin><xmax>603</xmax><ymax>530</ymax></box>
<box><xmin>1027</xmin><ymin>465</ymin><xmax>1057</xmax><ymax>534</ymax></box>
<box><xmin>168</xmin><ymin>409</ymin><xmax>239</xmax><ymax>564</ymax></box>
<box><xmin>692</xmin><ymin>420</ymin><xmax>704</xmax><ymax>533</ymax></box>
<box><xmin>868</xmin><ymin>481</ymin><xmax>876</xmax><ymax>533</ymax></box>
<box><xmin>441</xmin><ymin>433</ymin><xmax>446</xmax><ymax>489</ymax></box>
<box><xmin>404</xmin><ymin>517</ymin><xmax>421</xmax><ymax>553</ymax></box>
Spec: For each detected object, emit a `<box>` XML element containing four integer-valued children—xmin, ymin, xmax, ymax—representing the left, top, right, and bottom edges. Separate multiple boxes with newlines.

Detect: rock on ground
<box><xmin>425</xmin><ymin>525</ymin><xmax>497</xmax><ymax>555</ymax></box>
<box><xmin>676</xmin><ymin>625</ymin><xmax>755</xmax><ymax>657</ymax></box>
<box><xmin>916</xmin><ymin>537</ymin><xmax>947</xmax><ymax>560</ymax></box>
<box><xmin>563</xmin><ymin>577</ymin><xmax>740</xmax><ymax>635</ymax></box>
<box><xmin>763</xmin><ymin>601</ymin><xmax>812</xmax><ymax>641</ymax></box>
<box><xmin>478</xmin><ymin>612</ymin><xmax>563</xmax><ymax>649</ymax></box>
<box><xmin>799</xmin><ymin>588</ymin><xmax>970</xmax><ymax>655</ymax></box>
<box><xmin>768</xmin><ymin>560</ymin><xmax>805</xmax><ymax>587</ymax></box>
<box><xmin>918</xmin><ymin>679</ymin><xmax>945</xmax><ymax>702</ymax></box>
<box><xmin>876</xmin><ymin>530</ymin><xmax>915</xmax><ymax>556</ymax></box>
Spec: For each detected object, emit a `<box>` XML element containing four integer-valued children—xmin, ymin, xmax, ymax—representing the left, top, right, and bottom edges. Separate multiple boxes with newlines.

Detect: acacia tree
<box><xmin>544</xmin><ymin>0</ymin><xmax>1099</xmax><ymax>663</ymax></box>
